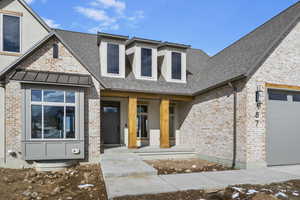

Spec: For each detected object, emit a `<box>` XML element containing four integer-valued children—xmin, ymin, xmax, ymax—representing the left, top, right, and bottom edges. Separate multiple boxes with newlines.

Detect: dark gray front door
<box><xmin>267</xmin><ymin>89</ymin><xmax>300</xmax><ymax>166</ymax></box>
<box><xmin>101</xmin><ymin>101</ymin><xmax>120</xmax><ymax>145</ymax></box>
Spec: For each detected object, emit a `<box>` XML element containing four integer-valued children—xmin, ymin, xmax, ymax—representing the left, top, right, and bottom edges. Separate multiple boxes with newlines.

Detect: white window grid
<box><xmin>30</xmin><ymin>89</ymin><xmax>77</xmax><ymax>140</ymax></box>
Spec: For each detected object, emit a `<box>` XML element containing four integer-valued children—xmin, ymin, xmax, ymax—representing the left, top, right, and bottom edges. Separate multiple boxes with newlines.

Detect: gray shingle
<box><xmin>191</xmin><ymin>1</ymin><xmax>300</xmax><ymax>94</ymax></box>
<box><xmin>54</xmin><ymin>29</ymin><xmax>101</xmax><ymax>83</ymax></box>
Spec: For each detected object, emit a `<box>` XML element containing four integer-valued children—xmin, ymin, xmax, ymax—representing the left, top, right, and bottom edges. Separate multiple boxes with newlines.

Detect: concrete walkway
<box><xmin>100</xmin><ymin>152</ymin><xmax>157</xmax><ymax>179</ymax></box>
<box><xmin>103</xmin><ymin>164</ymin><xmax>300</xmax><ymax>199</ymax></box>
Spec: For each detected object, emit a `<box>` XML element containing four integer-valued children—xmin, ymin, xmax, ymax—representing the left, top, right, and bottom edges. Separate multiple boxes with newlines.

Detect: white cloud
<box><xmin>90</xmin><ymin>0</ymin><xmax>126</xmax><ymax>14</ymax></box>
<box><xmin>127</xmin><ymin>10</ymin><xmax>144</xmax><ymax>21</ymax></box>
<box><xmin>75</xmin><ymin>7</ymin><xmax>118</xmax><ymax>32</ymax></box>
<box><xmin>24</xmin><ymin>0</ymin><xmax>47</xmax><ymax>4</ymax></box>
<box><xmin>74</xmin><ymin>0</ymin><xmax>144</xmax><ymax>33</ymax></box>
<box><xmin>24</xmin><ymin>0</ymin><xmax>34</xmax><ymax>4</ymax></box>
<box><xmin>74</xmin><ymin>7</ymin><xmax>115</xmax><ymax>24</ymax></box>
<box><xmin>43</xmin><ymin>17</ymin><xmax>61</xmax><ymax>28</ymax></box>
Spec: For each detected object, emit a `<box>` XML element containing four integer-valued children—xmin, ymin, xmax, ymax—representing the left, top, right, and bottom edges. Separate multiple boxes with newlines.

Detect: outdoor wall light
<box><xmin>256</xmin><ymin>85</ymin><xmax>263</xmax><ymax>107</ymax></box>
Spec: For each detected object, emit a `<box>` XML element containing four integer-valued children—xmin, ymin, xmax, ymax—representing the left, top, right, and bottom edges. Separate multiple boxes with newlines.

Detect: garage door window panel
<box><xmin>292</xmin><ymin>94</ymin><xmax>300</xmax><ymax>102</ymax></box>
<box><xmin>269</xmin><ymin>92</ymin><xmax>287</xmax><ymax>101</ymax></box>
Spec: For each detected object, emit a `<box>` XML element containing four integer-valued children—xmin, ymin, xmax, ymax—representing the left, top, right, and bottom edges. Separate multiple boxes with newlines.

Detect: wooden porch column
<box><xmin>160</xmin><ymin>98</ymin><xmax>170</xmax><ymax>148</ymax></box>
<box><xmin>128</xmin><ymin>96</ymin><xmax>137</xmax><ymax>148</ymax></box>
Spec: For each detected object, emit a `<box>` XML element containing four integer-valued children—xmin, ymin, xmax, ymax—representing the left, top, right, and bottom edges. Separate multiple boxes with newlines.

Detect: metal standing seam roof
<box><xmin>10</xmin><ymin>70</ymin><xmax>92</xmax><ymax>87</ymax></box>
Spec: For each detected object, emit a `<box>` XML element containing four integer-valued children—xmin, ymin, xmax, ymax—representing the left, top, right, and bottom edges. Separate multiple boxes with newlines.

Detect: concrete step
<box><xmin>137</xmin><ymin>152</ymin><xmax>198</xmax><ymax>160</ymax></box>
<box><xmin>133</xmin><ymin>147</ymin><xmax>198</xmax><ymax>160</ymax></box>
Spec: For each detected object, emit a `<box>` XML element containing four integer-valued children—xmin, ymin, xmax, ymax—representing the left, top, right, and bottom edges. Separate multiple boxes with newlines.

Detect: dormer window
<box><xmin>1</xmin><ymin>14</ymin><xmax>21</xmax><ymax>53</ymax></box>
<box><xmin>141</xmin><ymin>48</ymin><xmax>152</xmax><ymax>77</ymax></box>
<box><xmin>171</xmin><ymin>52</ymin><xmax>182</xmax><ymax>80</ymax></box>
<box><xmin>107</xmin><ymin>43</ymin><xmax>119</xmax><ymax>74</ymax></box>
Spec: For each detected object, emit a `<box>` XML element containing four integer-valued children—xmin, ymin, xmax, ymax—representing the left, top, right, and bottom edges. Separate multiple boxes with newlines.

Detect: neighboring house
<box><xmin>1</xmin><ymin>0</ymin><xmax>300</xmax><ymax>169</ymax></box>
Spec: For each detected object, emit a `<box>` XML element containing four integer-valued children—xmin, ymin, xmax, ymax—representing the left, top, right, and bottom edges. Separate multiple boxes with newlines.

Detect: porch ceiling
<box><xmin>101</xmin><ymin>90</ymin><xmax>194</xmax><ymax>102</ymax></box>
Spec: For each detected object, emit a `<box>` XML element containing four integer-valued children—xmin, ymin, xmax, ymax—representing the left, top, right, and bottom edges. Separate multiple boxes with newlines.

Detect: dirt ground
<box><xmin>0</xmin><ymin>164</ymin><xmax>107</xmax><ymax>200</ymax></box>
<box><xmin>2</xmin><ymin>163</ymin><xmax>300</xmax><ymax>200</ymax></box>
<box><xmin>145</xmin><ymin>158</ymin><xmax>232</xmax><ymax>175</ymax></box>
<box><xmin>116</xmin><ymin>180</ymin><xmax>300</xmax><ymax>200</ymax></box>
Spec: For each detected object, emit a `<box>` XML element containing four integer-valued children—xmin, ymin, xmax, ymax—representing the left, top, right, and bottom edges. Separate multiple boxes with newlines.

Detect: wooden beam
<box><xmin>266</xmin><ymin>83</ymin><xmax>300</xmax><ymax>91</ymax></box>
<box><xmin>128</xmin><ymin>96</ymin><xmax>137</xmax><ymax>148</ymax></box>
<box><xmin>160</xmin><ymin>98</ymin><xmax>170</xmax><ymax>148</ymax></box>
<box><xmin>0</xmin><ymin>10</ymin><xmax>23</xmax><ymax>16</ymax></box>
<box><xmin>101</xmin><ymin>90</ymin><xmax>193</xmax><ymax>102</ymax></box>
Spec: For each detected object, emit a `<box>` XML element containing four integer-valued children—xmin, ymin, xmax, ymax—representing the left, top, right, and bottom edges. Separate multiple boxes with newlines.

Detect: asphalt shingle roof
<box><xmin>191</xmin><ymin>1</ymin><xmax>300</xmax><ymax>94</ymax></box>
<box><xmin>54</xmin><ymin>29</ymin><xmax>101</xmax><ymax>83</ymax></box>
<box><xmin>2</xmin><ymin>1</ymin><xmax>300</xmax><ymax>96</ymax></box>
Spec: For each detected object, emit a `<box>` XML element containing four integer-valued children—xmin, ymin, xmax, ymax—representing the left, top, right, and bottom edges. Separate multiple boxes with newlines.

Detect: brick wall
<box><xmin>179</xmin><ymin>22</ymin><xmax>300</xmax><ymax>169</ymax></box>
<box><xmin>245</xmin><ymin>21</ymin><xmax>300</xmax><ymax>167</ymax></box>
<box><xmin>3</xmin><ymin>38</ymin><xmax>101</xmax><ymax>168</ymax></box>
<box><xmin>179</xmin><ymin>81</ymin><xmax>248</xmax><ymax>168</ymax></box>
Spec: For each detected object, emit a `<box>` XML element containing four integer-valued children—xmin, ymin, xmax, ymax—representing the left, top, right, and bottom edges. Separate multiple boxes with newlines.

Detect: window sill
<box><xmin>102</xmin><ymin>73</ymin><xmax>125</xmax><ymax>79</ymax></box>
<box><xmin>167</xmin><ymin>79</ymin><xmax>186</xmax><ymax>84</ymax></box>
<box><xmin>136</xmin><ymin>76</ymin><xmax>157</xmax><ymax>81</ymax></box>
<box><xmin>0</xmin><ymin>51</ymin><xmax>22</xmax><ymax>57</ymax></box>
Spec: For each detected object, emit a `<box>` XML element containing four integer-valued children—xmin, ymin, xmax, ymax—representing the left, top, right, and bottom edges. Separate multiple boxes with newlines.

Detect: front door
<box><xmin>101</xmin><ymin>101</ymin><xmax>120</xmax><ymax>145</ymax></box>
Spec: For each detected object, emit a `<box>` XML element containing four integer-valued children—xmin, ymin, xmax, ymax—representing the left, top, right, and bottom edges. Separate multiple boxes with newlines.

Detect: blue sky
<box><xmin>26</xmin><ymin>0</ymin><xmax>299</xmax><ymax>56</ymax></box>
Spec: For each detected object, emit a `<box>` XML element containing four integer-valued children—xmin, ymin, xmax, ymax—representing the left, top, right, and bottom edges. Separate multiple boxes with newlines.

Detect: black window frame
<box><xmin>53</xmin><ymin>43</ymin><xmax>59</xmax><ymax>59</ymax></box>
<box><xmin>2</xmin><ymin>14</ymin><xmax>21</xmax><ymax>53</ymax></box>
<box><xmin>171</xmin><ymin>52</ymin><xmax>182</xmax><ymax>80</ymax></box>
<box><xmin>141</xmin><ymin>48</ymin><xmax>152</xmax><ymax>77</ymax></box>
<box><xmin>107</xmin><ymin>43</ymin><xmax>120</xmax><ymax>74</ymax></box>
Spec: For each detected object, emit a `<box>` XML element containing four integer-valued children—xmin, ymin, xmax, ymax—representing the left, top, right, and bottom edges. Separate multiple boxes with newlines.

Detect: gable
<box><xmin>0</xmin><ymin>0</ymin><xmax>49</xmax><ymax>70</ymax></box>
<box><xmin>249</xmin><ymin>21</ymin><xmax>300</xmax><ymax>86</ymax></box>
<box><xmin>15</xmin><ymin>37</ymin><xmax>91</xmax><ymax>76</ymax></box>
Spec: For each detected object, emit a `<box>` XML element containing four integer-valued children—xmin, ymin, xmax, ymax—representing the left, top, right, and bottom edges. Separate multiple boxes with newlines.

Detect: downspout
<box><xmin>228</xmin><ymin>82</ymin><xmax>237</xmax><ymax>169</ymax></box>
<box><xmin>0</xmin><ymin>82</ymin><xmax>5</xmax><ymax>165</ymax></box>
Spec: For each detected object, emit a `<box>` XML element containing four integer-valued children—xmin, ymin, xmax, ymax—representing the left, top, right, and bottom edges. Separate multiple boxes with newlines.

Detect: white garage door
<box><xmin>267</xmin><ymin>89</ymin><xmax>300</xmax><ymax>166</ymax></box>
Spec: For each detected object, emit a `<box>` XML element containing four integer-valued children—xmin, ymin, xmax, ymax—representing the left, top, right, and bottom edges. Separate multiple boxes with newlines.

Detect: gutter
<box><xmin>192</xmin><ymin>74</ymin><xmax>246</xmax><ymax>96</ymax></box>
<box><xmin>228</xmin><ymin>82</ymin><xmax>237</xmax><ymax>169</ymax></box>
<box><xmin>0</xmin><ymin>83</ymin><xmax>5</xmax><ymax>164</ymax></box>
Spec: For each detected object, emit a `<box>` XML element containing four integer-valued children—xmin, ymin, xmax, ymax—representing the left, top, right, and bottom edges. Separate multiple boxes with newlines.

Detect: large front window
<box><xmin>171</xmin><ymin>52</ymin><xmax>182</xmax><ymax>80</ymax></box>
<box><xmin>1</xmin><ymin>14</ymin><xmax>21</xmax><ymax>53</ymax></box>
<box><xmin>137</xmin><ymin>105</ymin><xmax>148</xmax><ymax>138</ymax></box>
<box><xmin>107</xmin><ymin>43</ymin><xmax>119</xmax><ymax>74</ymax></box>
<box><xmin>141</xmin><ymin>48</ymin><xmax>152</xmax><ymax>77</ymax></box>
<box><xmin>31</xmin><ymin>89</ymin><xmax>76</xmax><ymax>139</ymax></box>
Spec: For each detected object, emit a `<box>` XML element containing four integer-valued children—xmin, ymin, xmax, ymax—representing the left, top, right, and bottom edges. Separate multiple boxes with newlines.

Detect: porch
<box><xmin>100</xmin><ymin>90</ymin><xmax>193</xmax><ymax>149</ymax></box>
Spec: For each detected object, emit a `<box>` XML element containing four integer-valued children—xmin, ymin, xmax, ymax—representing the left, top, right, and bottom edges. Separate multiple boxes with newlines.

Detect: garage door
<box><xmin>267</xmin><ymin>89</ymin><xmax>300</xmax><ymax>166</ymax></box>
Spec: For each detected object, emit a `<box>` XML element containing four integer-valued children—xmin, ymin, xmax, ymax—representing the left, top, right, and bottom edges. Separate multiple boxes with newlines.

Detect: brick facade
<box><xmin>179</xmin><ymin>81</ymin><xmax>248</xmax><ymax>168</ymax></box>
<box><xmin>179</xmin><ymin>21</ymin><xmax>300</xmax><ymax>169</ymax></box>
<box><xmin>2</xmin><ymin>38</ymin><xmax>101</xmax><ymax>168</ymax></box>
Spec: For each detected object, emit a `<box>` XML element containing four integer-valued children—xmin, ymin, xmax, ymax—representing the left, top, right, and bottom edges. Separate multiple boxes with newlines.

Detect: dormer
<box><xmin>126</xmin><ymin>37</ymin><xmax>161</xmax><ymax>81</ymax></box>
<box><xmin>98</xmin><ymin>32</ymin><xmax>129</xmax><ymax>78</ymax></box>
<box><xmin>158</xmin><ymin>42</ymin><xmax>190</xmax><ymax>83</ymax></box>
